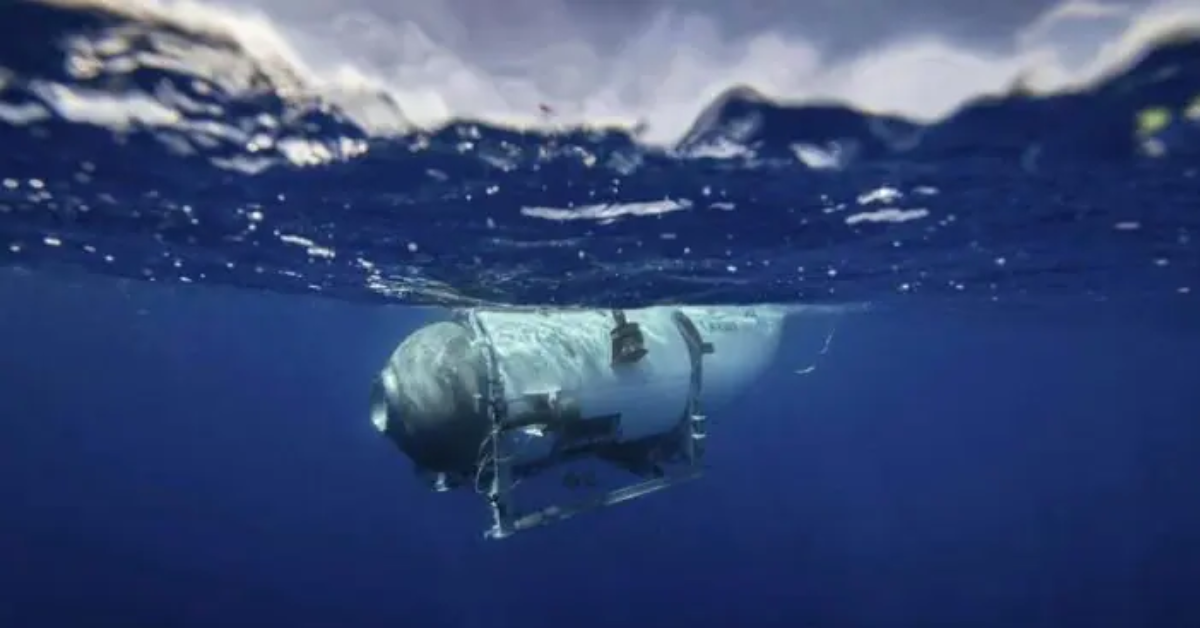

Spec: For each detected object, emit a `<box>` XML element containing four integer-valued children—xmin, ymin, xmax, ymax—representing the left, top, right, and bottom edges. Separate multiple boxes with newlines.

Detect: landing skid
<box><xmin>485</xmin><ymin>468</ymin><xmax>703</xmax><ymax>539</ymax></box>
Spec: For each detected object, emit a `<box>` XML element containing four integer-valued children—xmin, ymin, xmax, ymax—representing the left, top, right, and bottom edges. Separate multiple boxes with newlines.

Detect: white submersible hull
<box><xmin>371</xmin><ymin>305</ymin><xmax>786</xmax><ymax>539</ymax></box>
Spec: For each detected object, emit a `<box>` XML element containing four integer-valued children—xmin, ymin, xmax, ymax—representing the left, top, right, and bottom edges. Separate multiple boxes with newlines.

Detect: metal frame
<box><xmin>462</xmin><ymin>308</ymin><xmax>712</xmax><ymax>540</ymax></box>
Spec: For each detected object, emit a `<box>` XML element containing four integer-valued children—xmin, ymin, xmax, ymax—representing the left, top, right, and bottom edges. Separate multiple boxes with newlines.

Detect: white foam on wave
<box><xmin>0</xmin><ymin>0</ymin><xmax>1190</xmax><ymax>175</ymax></box>
<box><xmin>845</xmin><ymin>208</ymin><xmax>931</xmax><ymax>226</ymax></box>
<box><xmin>28</xmin><ymin>0</ymin><xmax>1200</xmax><ymax>143</ymax></box>
<box><xmin>521</xmin><ymin>199</ymin><xmax>692</xmax><ymax>223</ymax></box>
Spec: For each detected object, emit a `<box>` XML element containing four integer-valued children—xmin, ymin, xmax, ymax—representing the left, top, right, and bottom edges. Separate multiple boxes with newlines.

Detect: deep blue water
<box><xmin>2</xmin><ymin>1</ymin><xmax>1200</xmax><ymax>627</ymax></box>
<box><xmin>1</xmin><ymin>273</ymin><xmax>1198</xmax><ymax>628</ymax></box>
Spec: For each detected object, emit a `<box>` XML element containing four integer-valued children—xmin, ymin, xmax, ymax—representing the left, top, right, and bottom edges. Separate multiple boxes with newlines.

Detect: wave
<box><xmin>3</xmin><ymin>0</ymin><xmax>1199</xmax><ymax>162</ymax></box>
<box><xmin>1</xmin><ymin>0</ymin><xmax>1198</xmax><ymax>308</ymax></box>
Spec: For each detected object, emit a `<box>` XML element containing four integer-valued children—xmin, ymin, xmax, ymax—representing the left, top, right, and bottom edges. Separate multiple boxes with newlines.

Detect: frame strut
<box><xmin>464</xmin><ymin>309</ymin><xmax>714</xmax><ymax>540</ymax></box>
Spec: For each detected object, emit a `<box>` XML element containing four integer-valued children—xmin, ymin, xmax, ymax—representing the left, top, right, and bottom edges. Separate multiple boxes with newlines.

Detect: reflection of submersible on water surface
<box><xmin>369</xmin><ymin>305</ymin><xmax>787</xmax><ymax>539</ymax></box>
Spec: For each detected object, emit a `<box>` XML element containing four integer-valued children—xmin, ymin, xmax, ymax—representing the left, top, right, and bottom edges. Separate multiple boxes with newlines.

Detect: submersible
<box><xmin>370</xmin><ymin>305</ymin><xmax>786</xmax><ymax>539</ymax></box>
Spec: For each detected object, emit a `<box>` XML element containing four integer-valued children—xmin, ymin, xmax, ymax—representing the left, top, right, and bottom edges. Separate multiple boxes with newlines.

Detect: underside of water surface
<box><xmin>0</xmin><ymin>0</ymin><xmax>1197</xmax><ymax>310</ymax></box>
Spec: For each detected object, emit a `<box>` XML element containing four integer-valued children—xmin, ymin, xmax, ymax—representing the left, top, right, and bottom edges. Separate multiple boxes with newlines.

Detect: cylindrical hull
<box><xmin>373</xmin><ymin>303</ymin><xmax>796</xmax><ymax>538</ymax></box>
<box><xmin>473</xmin><ymin>305</ymin><xmax>785</xmax><ymax>465</ymax></box>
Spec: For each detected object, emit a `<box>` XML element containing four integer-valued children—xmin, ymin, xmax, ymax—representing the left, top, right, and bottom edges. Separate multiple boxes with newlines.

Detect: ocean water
<box><xmin>1</xmin><ymin>0</ymin><xmax>1199</xmax><ymax>626</ymax></box>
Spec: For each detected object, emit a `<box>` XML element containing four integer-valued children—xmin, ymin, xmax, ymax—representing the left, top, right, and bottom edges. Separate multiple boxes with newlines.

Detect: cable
<box><xmin>794</xmin><ymin>320</ymin><xmax>838</xmax><ymax>376</ymax></box>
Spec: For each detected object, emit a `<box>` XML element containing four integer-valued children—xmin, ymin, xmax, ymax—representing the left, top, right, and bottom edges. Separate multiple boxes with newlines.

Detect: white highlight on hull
<box><xmin>473</xmin><ymin>305</ymin><xmax>785</xmax><ymax>465</ymax></box>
